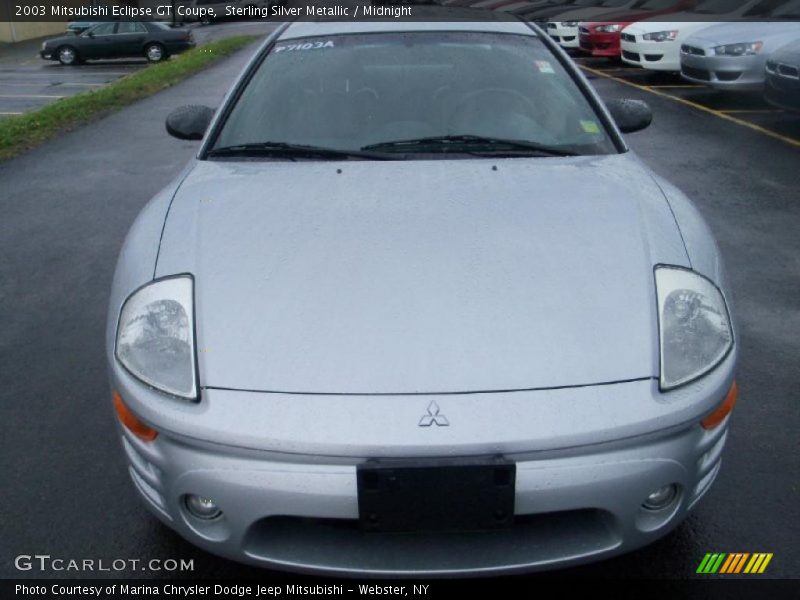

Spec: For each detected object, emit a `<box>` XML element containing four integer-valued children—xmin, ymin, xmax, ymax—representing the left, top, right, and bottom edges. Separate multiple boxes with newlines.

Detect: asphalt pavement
<box><xmin>0</xmin><ymin>24</ymin><xmax>798</xmax><ymax>580</ymax></box>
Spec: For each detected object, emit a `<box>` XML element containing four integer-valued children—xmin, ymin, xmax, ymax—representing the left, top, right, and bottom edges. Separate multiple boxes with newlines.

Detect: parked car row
<box><xmin>500</xmin><ymin>0</ymin><xmax>800</xmax><ymax>109</ymax></box>
<box><xmin>435</xmin><ymin>0</ymin><xmax>800</xmax><ymax>108</ymax></box>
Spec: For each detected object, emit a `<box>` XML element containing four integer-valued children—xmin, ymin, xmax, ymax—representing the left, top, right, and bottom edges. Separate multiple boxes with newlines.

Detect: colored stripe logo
<box><xmin>697</xmin><ymin>553</ymin><xmax>773</xmax><ymax>574</ymax></box>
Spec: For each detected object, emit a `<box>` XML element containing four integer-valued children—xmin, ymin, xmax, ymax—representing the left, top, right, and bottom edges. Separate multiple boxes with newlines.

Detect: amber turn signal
<box><xmin>113</xmin><ymin>390</ymin><xmax>158</xmax><ymax>441</ymax></box>
<box><xmin>702</xmin><ymin>381</ymin><xmax>738</xmax><ymax>430</ymax></box>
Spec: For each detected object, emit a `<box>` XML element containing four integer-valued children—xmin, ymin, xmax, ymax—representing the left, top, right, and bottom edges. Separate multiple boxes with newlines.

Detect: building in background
<box><xmin>0</xmin><ymin>0</ymin><xmax>131</xmax><ymax>43</ymax></box>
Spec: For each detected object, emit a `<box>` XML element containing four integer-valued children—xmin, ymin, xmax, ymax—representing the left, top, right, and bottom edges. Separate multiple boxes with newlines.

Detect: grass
<box><xmin>0</xmin><ymin>34</ymin><xmax>259</xmax><ymax>161</ymax></box>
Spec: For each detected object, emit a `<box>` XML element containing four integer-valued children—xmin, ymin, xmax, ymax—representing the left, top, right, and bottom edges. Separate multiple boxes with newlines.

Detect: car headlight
<box><xmin>562</xmin><ymin>21</ymin><xmax>579</xmax><ymax>27</ymax></box>
<box><xmin>42</xmin><ymin>41</ymin><xmax>47</xmax><ymax>50</ymax></box>
<box><xmin>714</xmin><ymin>41</ymin><xmax>763</xmax><ymax>56</ymax></box>
<box><xmin>642</xmin><ymin>30</ymin><xmax>678</xmax><ymax>42</ymax></box>
<box><xmin>595</xmin><ymin>24</ymin><xmax>622</xmax><ymax>33</ymax></box>
<box><xmin>115</xmin><ymin>275</ymin><xmax>197</xmax><ymax>400</ymax></box>
<box><xmin>656</xmin><ymin>267</ymin><xmax>733</xmax><ymax>390</ymax></box>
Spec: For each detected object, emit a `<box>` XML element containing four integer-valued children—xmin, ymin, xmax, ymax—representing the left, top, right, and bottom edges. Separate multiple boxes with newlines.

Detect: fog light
<box><xmin>185</xmin><ymin>495</ymin><xmax>222</xmax><ymax>520</ymax></box>
<box><xmin>643</xmin><ymin>484</ymin><xmax>678</xmax><ymax>511</ymax></box>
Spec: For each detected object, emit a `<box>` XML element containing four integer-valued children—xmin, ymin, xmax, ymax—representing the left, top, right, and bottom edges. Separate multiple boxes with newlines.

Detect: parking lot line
<box><xmin>0</xmin><ymin>81</ymin><xmax>102</xmax><ymax>87</ymax></box>
<box><xmin>720</xmin><ymin>109</ymin><xmax>783</xmax><ymax>114</ymax></box>
<box><xmin>0</xmin><ymin>93</ymin><xmax>64</xmax><ymax>98</ymax></box>
<box><xmin>0</xmin><ymin>111</ymin><xmax>23</xmax><ymax>115</ymax></box>
<box><xmin>647</xmin><ymin>85</ymin><xmax>704</xmax><ymax>89</ymax></box>
<box><xmin>0</xmin><ymin>82</ymin><xmax>54</xmax><ymax>87</ymax></box>
<box><xmin>51</xmin><ymin>71</ymin><xmax>134</xmax><ymax>76</ymax></box>
<box><xmin>580</xmin><ymin>65</ymin><xmax>800</xmax><ymax>149</ymax></box>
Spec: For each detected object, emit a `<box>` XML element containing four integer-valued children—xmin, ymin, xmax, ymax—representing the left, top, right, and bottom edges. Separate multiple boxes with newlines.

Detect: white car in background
<box><xmin>546</xmin><ymin>0</ymin><xmax>643</xmax><ymax>49</ymax></box>
<box><xmin>620</xmin><ymin>0</ymin><xmax>794</xmax><ymax>72</ymax></box>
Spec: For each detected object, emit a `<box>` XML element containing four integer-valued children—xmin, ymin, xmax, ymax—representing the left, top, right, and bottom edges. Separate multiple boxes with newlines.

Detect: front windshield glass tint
<box><xmin>212</xmin><ymin>32</ymin><xmax>616</xmax><ymax>157</ymax></box>
<box><xmin>771</xmin><ymin>0</ymin><xmax>800</xmax><ymax>17</ymax></box>
<box><xmin>692</xmin><ymin>0</ymin><xmax>748</xmax><ymax>13</ymax></box>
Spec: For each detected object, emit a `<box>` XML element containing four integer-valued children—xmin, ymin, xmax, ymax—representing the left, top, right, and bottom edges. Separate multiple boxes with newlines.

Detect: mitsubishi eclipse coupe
<box><xmin>107</xmin><ymin>19</ymin><xmax>738</xmax><ymax>575</ymax></box>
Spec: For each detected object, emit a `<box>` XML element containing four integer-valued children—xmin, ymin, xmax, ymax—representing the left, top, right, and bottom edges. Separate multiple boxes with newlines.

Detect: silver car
<box><xmin>107</xmin><ymin>20</ymin><xmax>738</xmax><ymax>575</ymax></box>
<box><xmin>680</xmin><ymin>21</ymin><xmax>800</xmax><ymax>90</ymax></box>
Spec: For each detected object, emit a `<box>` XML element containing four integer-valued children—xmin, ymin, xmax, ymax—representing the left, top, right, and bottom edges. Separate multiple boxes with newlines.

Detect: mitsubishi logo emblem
<box><xmin>418</xmin><ymin>401</ymin><xmax>449</xmax><ymax>427</ymax></box>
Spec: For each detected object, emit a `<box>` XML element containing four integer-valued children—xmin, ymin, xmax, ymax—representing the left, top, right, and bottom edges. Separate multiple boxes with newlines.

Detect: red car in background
<box><xmin>578</xmin><ymin>0</ymin><xmax>696</xmax><ymax>57</ymax></box>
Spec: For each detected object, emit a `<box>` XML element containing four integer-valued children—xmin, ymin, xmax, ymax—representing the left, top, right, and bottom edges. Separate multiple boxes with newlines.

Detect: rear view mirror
<box><xmin>605</xmin><ymin>99</ymin><xmax>652</xmax><ymax>134</ymax></box>
<box><xmin>165</xmin><ymin>105</ymin><xmax>214</xmax><ymax>140</ymax></box>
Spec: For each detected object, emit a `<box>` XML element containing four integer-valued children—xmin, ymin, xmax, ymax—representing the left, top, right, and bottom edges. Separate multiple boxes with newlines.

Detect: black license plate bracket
<box><xmin>357</xmin><ymin>459</ymin><xmax>515</xmax><ymax>532</ymax></box>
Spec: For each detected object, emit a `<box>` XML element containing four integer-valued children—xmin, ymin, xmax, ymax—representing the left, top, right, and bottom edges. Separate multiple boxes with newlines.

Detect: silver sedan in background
<box><xmin>680</xmin><ymin>21</ymin><xmax>800</xmax><ymax>90</ymax></box>
<box><xmin>107</xmin><ymin>19</ymin><xmax>738</xmax><ymax>575</ymax></box>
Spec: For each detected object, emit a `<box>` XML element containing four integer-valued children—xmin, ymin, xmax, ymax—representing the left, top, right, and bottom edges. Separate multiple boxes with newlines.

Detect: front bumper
<box><xmin>579</xmin><ymin>30</ymin><xmax>621</xmax><ymax>57</ymax></box>
<box><xmin>120</xmin><ymin>415</ymin><xmax>730</xmax><ymax>576</ymax></box>
<box><xmin>764</xmin><ymin>68</ymin><xmax>800</xmax><ymax>112</ymax></box>
<box><xmin>547</xmin><ymin>24</ymin><xmax>579</xmax><ymax>49</ymax></box>
<box><xmin>680</xmin><ymin>50</ymin><xmax>766</xmax><ymax>91</ymax></box>
<box><xmin>40</xmin><ymin>50</ymin><xmax>55</xmax><ymax>61</ymax></box>
<box><xmin>111</xmin><ymin>353</ymin><xmax>736</xmax><ymax>575</ymax></box>
<box><xmin>620</xmin><ymin>37</ymin><xmax>679</xmax><ymax>72</ymax></box>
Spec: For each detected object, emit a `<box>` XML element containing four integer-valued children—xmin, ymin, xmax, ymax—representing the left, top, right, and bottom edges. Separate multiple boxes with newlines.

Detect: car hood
<box><xmin>157</xmin><ymin>154</ymin><xmax>688</xmax><ymax>394</ymax></box>
<box><xmin>44</xmin><ymin>34</ymin><xmax>79</xmax><ymax>46</ymax></box>
<box><xmin>624</xmin><ymin>21</ymin><xmax>714</xmax><ymax>35</ymax></box>
<box><xmin>771</xmin><ymin>39</ymin><xmax>800</xmax><ymax>65</ymax></box>
<box><xmin>684</xmin><ymin>22</ymin><xmax>800</xmax><ymax>48</ymax></box>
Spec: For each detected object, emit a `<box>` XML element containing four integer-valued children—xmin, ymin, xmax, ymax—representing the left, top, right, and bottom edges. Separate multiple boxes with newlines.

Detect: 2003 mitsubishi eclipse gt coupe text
<box><xmin>107</xmin><ymin>19</ymin><xmax>738</xmax><ymax>575</ymax></box>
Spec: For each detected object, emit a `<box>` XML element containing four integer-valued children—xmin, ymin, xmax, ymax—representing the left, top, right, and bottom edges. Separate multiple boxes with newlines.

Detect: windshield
<box><xmin>771</xmin><ymin>0</ymin><xmax>800</xmax><ymax>17</ymax></box>
<box><xmin>638</xmin><ymin>0</ymin><xmax>676</xmax><ymax>9</ymax></box>
<box><xmin>211</xmin><ymin>32</ymin><xmax>616</xmax><ymax>159</ymax></box>
<box><xmin>692</xmin><ymin>0</ymin><xmax>748</xmax><ymax>13</ymax></box>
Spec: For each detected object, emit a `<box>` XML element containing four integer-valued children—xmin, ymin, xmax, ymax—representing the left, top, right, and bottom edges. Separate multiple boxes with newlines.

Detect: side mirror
<box><xmin>606</xmin><ymin>98</ymin><xmax>652</xmax><ymax>134</ymax></box>
<box><xmin>165</xmin><ymin>105</ymin><xmax>214</xmax><ymax>140</ymax></box>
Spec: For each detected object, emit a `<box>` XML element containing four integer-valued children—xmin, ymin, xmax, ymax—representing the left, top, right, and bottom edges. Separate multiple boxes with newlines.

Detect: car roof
<box><xmin>278</xmin><ymin>17</ymin><xmax>537</xmax><ymax>41</ymax></box>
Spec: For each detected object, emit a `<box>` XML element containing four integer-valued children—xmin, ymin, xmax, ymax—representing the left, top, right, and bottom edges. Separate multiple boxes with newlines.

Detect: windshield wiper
<box><xmin>362</xmin><ymin>135</ymin><xmax>579</xmax><ymax>156</ymax></box>
<box><xmin>207</xmin><ymin>142</ymin><xmax>399</xmax><ymax>161</ymax></box>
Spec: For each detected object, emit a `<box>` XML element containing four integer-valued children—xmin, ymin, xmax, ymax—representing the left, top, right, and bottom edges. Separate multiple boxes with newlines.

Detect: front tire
<box><xmin>145</xmin><ymin>43</ymin><xmax>166</xmax><ymax>63</ymax></box>
<box><xmin>57</xmin><ymin>45</ymin><xmax>78</xmax><ymax>66</ymax></box>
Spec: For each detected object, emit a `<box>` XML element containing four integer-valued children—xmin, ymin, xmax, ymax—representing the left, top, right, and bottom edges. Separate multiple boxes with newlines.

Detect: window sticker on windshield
<box><xmin>580</xmin><ymin>120</ymin><xmax>601</xmax><ymax>134</ymax></box>
<box><xmin>535</xmin><ymin>60</ymin><xmax>555</xmax><ymax>74</ymax></box>
<box><xmin>274</xmin><ymin>41</ymin><xmax>335</xmax><ymax>53</ymax></box>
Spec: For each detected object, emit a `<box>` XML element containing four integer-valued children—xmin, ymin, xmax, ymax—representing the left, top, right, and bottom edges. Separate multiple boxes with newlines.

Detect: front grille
<box><xmin>777</xmin><ymin>63</ymin><xmax>800</xmax><ymax>79</ymax></box>
<box><xmin>563</xmin><ymin>36</ymin><xmax>576</xmax><ymax>42</ymax></box>
<box><xmin>682</xmin><ymin>65</ymin><xmax>711</xmax><ymax>81</ymax></box>
<box><xmin>644</xmin><ymin>54</ymin><xmax>664</xmax><ymax>62</ymax></box>
<box><xmin>621</xmin><ymin>33</ymin><xmax>635</xmax><ymax>42</ymax></box>
<box><xmin>244</xmin><ymin>510</ymin><xmax>620</xmax><ymax>573</ymax></box>
<box><xmin>681</xmin><ymin>44</ymin><xmax>706</xmax><ymax>56</ymax></box>
<box><xmin>622</xmin><ymin>50</ymin><xmax>640</xmax><ymax>62</ymax></box>
<box><xmin>716</xmin><ymin>71</ymin><xmax>742</xmax><ymax>82</ymax></box>
<box><xmin>551</xmin><ymin>35</ymin><xmax>561</xmax><ymax>42</ymax></box>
